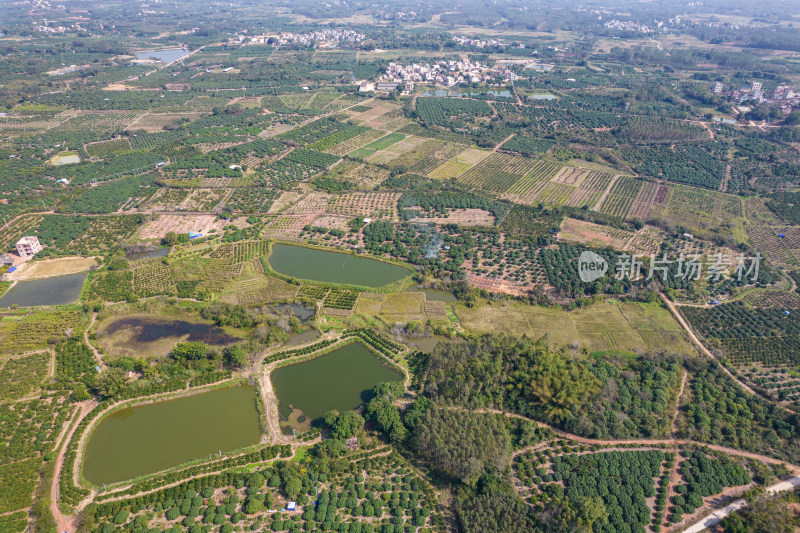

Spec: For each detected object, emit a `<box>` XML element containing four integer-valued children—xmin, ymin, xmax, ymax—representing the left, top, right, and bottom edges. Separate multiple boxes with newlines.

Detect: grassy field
<box><xmin>456</xmin><ymin>300</ymin><xmax>695</xmax><ymax>355</ymax></box>
<box><xmin>11</xmin><ymin>256</ymin><xmax>99</xmax><ymax>281</ymax></box>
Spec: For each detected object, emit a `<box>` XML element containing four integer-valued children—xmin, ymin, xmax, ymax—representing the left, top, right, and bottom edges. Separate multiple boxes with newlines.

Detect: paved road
<box><xmin>681</xmin><ymin>476</ymin><xmax>800</xmax><ymax>533</ymax></box>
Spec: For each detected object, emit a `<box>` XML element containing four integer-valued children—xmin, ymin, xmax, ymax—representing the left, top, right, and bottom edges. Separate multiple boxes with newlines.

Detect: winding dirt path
<box><xmin>83</xmin><ymin>312</ymin><xmax>107</xmax><ymax>371</ymax></box>
<box><xmin>660</xmin><ymin>292</ymin><xmax>795</xmax><ymax>414</ymax></box>
<box><xmin>671</xmin><ymin>368</ymin><xmax>688</xmax><ymax>437</ymax></box>
<box><xmin>50</xmin><ymin>400</ymin><xmax>96</xmax><ymax>533</ymax></box>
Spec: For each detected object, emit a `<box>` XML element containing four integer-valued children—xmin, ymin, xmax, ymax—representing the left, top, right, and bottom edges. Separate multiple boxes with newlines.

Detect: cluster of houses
<box><xmin>230</xmin><ymin>29</ymin><xmax>365</xmax><ymax>48</ymax></box>
<box><xmin>715</xmin><ymin>81</ymin><xmax>798</xmax><ymax>116</ymax></box>
<box><xmin>374</xmin><ymin>60</ymin><xmax>520</xmax><ymax>90</ymax></box>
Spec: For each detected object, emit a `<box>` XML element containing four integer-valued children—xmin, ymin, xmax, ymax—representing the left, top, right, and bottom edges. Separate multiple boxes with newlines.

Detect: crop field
<box><xmin>502</xmin><ymin>159</ymin><xmax>563</xmax><ymax>203</ymax></box>
<box><xmin>126</xmin><ymin>112</ymin><xmax>201</xmax><ymax>132</ymax></box>
<box><xmin>262</xmin><ymin>158</ymin><xmax>323</xmax><ymax>186</ymax></box>
<box><xmin>0</xmin><ymin>214</ymin><xmax>44</xmax><ymax>250</ymax></box>
<box><xmin>66</xmin><ymin>216</ymin><xmax>144</xmax><ymax>253</ymax></box>
<box><xmin>323</xmin><ymin>128</ymin><xmax>385</xmax><ymax>156</ymax></box>
<box><xmin>597</xmin><ymin>176</ymin><xmax>643</xmax><ymax>218</ymax></box>
<box><xmin>739</xmin><ymin>289</ymin><xmax>800</xmax><ymax>309</ymax></box>
<box><xmin>179</xmin><ymin>188</ymin><xmax>230</xmax><ymax>211</ymax></box>
<box><xmin>457</xmin><ymin>152</ymin><xmax>541</xmax><ymax>192</ymax></box>
<box><xmin>649</xmin><ymin>186</ymin><xmax>747</xmax><ymax>245</ymax></box>
<box><xmin>144</xmin><ymin>188</ymin><xmax>191</xmax><ymax>210</ymax></box>
<box><xmin>535</xmin><ymin>182</ymin><xmax>576</xmax><ymax>205</ymax></box>
<box><xmin>137</xmin><ymin>214</ymin><xmax>227</xmax><ymax>240</ymax></box>
<box><xmin>285</xmin><ymin>192</ymin><xmax>331</xmax><ymax>215</ymax></box>
<box><xmin>348</xmin><ymin>132</ymin><xmax>406</xmax><ymax>159</ymax></box>
<box><xmin>408</xmin><ymin>141</ymin><xmax>465</xmax><ymax>175</ymax></box>
<box><xmin>85</xmin><ymin>138</ymin><xmax>132</xmax><ymax>157</ymax></box>
<box><xmin>627</xmin><ymin>180</ymin><xmax>661</xmax><ymax>220</ymax></box>
<box><xmin>625</xmin><ymin>226</ymin><xmax>665</xmax><ymax>255</ymax></box>
<box><xmin>377</xmin><ymin>137</ymin><xmax>441</xmax><ymax>169</ymax></box>
<box><xmin>358</xmin><ymin>136</ymin><xmax>430</xmax><ymax>167</ymax></box>
<box><xmin>744</xmin><ymin>198</ymin><xmax>800</xmax><ymax>267</ymax></box>
<box><xmin>426</xmin><ymin>147</ymin><xmax>490</xmax><ymax>179</ymax></box>
<box><xmin>559</xmin><ymin>218</ymin><xmax>633</xmax><ymax>249</ymax></box>
<box><xmin>221</xmin><ymin>261</ymin><xmax>299</xmax><ymax>305</ymax></box>
<box><xmin>326</xmin><ymin>192</ymin><xmax>400</xmax><ymax>219</ymax></box>
<box><xmin>551</xmin><ymin>166</ymin><xmax>591</xmax><ymax>187</ymax></box>
<box><xmin>409</xmin><ymin>208</ymin><xmax>495</xmax><ymax>227</ymax></box>
<box><xmin>341</xmin><ymin>162</ymin><xmax>391</xmax><ymax>188</ymax></box>
<box><xmin>227</xmin><ymin>187</ymin><xmax>281</xmax><ymax>213</ymax></box>
<box><xmin>0</xmin><ymin>392</ymin><xmax>72</xmax><ymax>467</ymax></box>
<box><xmin>0</xmin><ymin>310</ymin><xmax>83</xmax><ymax>354</ymax></box>
<box><xmin>132</xmin><ymin>261</ymin><xmax>177</xmax><ymax>297</ymax></box>
<box><xmin>457</xmin><ymin>300</ymin><xmax>693</xmax><ymax>354</ymax></box>
<box><xmin>565</xmin><ymin>171</ymin><xmax>616</xmax><ymax>208</ymax></box>
<box><xmin>0</xmin><ymin>351</ymin><xmax>51</xmax><ymax>401</ymax></box>
<box><xmin>262</xmin><ymin>214</ymin><xmax>316</xmax><ymax>240</ymax></box>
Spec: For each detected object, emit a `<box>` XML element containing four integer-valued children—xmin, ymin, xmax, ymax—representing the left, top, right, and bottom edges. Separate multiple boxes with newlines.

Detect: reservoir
<box><xmin>125</xmin><ymin>248</ymin><xmax>170</xmax><ymax>262</ymax></box>
<box><xmin>268</xmin><ymin>244</ymin><xmax>411</xmax><ymax>287</ymax></box>
<box><xmin>0</xmin><ymin>272</ymin><xmax>86</xmax><ymax>307</ymax></box>
<box><xmin>271</xmin><ymin>341</ymin><xmax>403</xmax><ymax>432</ymax></box>
<box><xmin>82</xmin><ymin>385</ymin><xmax>261</xmax><ymax>485</ymax></box>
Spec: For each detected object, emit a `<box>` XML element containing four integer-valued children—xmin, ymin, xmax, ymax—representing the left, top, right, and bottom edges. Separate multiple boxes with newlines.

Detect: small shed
<box><xmin>0</xmin><ymin>254</ymin><xmax>13</xmax><ymax>266</ymax></box>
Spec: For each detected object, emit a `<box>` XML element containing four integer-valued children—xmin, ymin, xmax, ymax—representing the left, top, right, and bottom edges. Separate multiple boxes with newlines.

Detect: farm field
<box><xmin>456</xmin><ymin>300</ymin><xmax>695</xmax><ymax>355</ymax></box>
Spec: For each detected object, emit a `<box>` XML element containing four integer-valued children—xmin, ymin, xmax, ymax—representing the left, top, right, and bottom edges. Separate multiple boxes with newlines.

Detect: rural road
<box><xmin>681</xmin><ymin>475</ymin><xmax>800</xmax><ymax>533</ymax></box>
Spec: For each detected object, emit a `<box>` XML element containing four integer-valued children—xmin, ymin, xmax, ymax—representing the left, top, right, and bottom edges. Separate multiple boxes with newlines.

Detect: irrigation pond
<box><xmin>0</xmin><ymin>272</ymin><xmax>86</xmax><ymax>307</ymax></box>
<box><xmin>268</xmin><ymin>244</ymin><xmax>411</xmax><ymax>287</ymax></box>
<box><xmin>271</xmin><ymin>341</ymin><xmax>403</xmax><ymax>433</ymax></box>
<box><xmin>82</xmin><ymin>385</ymin><xmax>261</xmax><ymax>485</ymax></box>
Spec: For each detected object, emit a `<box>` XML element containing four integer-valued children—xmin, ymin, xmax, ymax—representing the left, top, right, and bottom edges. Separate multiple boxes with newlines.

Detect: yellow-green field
<box><xmin>455</xmin><ymin>300</ymin><xmax>695</xmax><ymax>355</ymax></box>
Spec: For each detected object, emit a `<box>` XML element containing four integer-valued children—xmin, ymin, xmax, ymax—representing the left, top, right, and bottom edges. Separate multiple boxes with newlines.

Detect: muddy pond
<box><xmin>271</xmin><ymin>341</ymin><xmax>403</xmax><ymax>433</ymax></box>
<box><xmin>82</xmin><ymin>385</ymin><xmax>261</xmax><ymax>485</ymax></box>
<box><xmin>268</xmin><ymin>244</ymin><xmax>411</xmax><ymax>287</ymax></box>
<box><xmin>95</xmin><ymin>314</ymin><xmax>245</xmax><ymax>358</ymax></box>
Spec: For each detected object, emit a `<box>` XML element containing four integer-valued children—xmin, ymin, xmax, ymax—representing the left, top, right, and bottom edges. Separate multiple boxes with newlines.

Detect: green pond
<box><xmin>82</xmin><ymin>386</ymin><xmax>261</xmax><ymax>485</ymax></box>
<box><xmin>0</xmin><ymin>272</ymin><xmax>87</xmax><ymax>307</ymax></box>
<box><xmin>271</xmin><ymin>341</ymin><xmax>403</xmax><ymax>432</ymax></box>
<box><xmin>268</xmin><ymin>244</ymin><xmax>411</xmax><ymax>287</ymax></box>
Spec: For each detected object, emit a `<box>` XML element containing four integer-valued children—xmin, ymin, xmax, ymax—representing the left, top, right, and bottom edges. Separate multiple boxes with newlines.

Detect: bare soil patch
<box><xmin>137</xmin><ymin>214</ymin><xmax>225</xmax><ymax>240</ymax></box>
<box><xmin>11</xmin><ymin>256</ymin><xmax>99</xmax><ymax>280</ymax></box>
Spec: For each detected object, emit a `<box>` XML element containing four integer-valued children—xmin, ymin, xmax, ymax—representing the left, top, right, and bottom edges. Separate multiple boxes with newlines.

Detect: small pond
<box><xmin>528</xmin><ymin>93</ymin><xmax>559</xmax><ymax>100</ymax></box>
<box><xmin>268</xmin><ymin>244</ymin><xmax>411</xmax><ymax>287</ymax></box>
<box><xmin>82</xmin><ymin>385</ymin><xmax>261</xmax><ymax>485</ymax></box>
<box><xmin>271</xmin><ymin>341</ymin><xmax>403</xmax><ymax>432</ymax></box>
<box><xmin>125</xmin><ymin>248</ymin><xmax>170</xmax><ymax>262</ymax></box>
<box><xmin>285</xmin><ymin>329</ymin><xmax>320</xmax><ymax>347</ymax></box>
<box><xmin>0</xmin><ymin>272</ymin><xmax>86</xmax><ymax>307</ymax></box>
<box><xmin>51</xmin><ymin>153</ymin><xmax>81</xmax><ymax>166</ymax></box>
<box><xmin>136</xmin><ymin>48</ymin><xmax>191</xmax><ymax>63</ymax></box>
<box><xmin>268</xmin><ymin>302</ymin><xmax>316</xmax><ymax>322</ymax></box>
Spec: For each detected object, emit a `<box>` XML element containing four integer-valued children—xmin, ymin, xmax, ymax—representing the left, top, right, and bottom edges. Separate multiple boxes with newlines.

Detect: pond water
<box><xmin>528</xmin><ymin>93</ymin><xmax>559</xmax><ymax>100</ymax></box>
<box><xmin>0</xmin><ymin>272</ymin><xmax>86</xmax><ymax>307</ymax></box>
<box><xmin>100</xmin><ymin>316</ymin><xmax>242</xmax><ymax>346</ymax></box>
<box><xmin>406</xmin><ymin>287</ymin><xmax>457</xmax><ymax>303</ymax></box>
<box><xmin>268</xmin><ymin>302</ymin><xmax>316</xmax><ymax>322</ymax></box>
<box><xmin>421</xmin><ymin>89</ymin><xmax>513</xmax><ymax>98</ymax></box>
<box><xmin>82</xmin><ymin>385</ymin><xmax>261</xmax><ymax>485</ymax></box>
<box><xmin>271</xmin><ymin>341</ymin><xmax>403</xmax><ymax>432</ymax></box>
<box><xmin>136</xmin><ymin>48</ymin><xmax>191</xmax><ymax>63</ymax></box>
<box><xmin>51</xmin><ymin>153</ymin><xmax>81</xmax><ymax>166</ymax></box>
<box><xmin>268</xmin><ymin>244</ymin><xmax>411</xmax><ymax>287</ymax></box>
<box><xmin>125</xmin><ymin>248</ymin><xmax>170</xmax><ymax>262</ymax></box>
<box><xmin>285</xmin><ymin>329</ymin><xmax>320</xmax><ymax>347</ymax></box>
